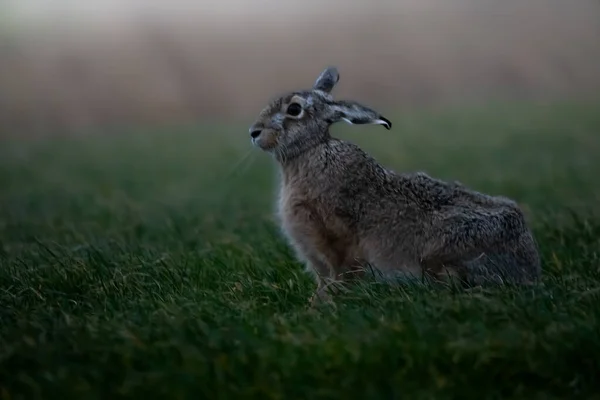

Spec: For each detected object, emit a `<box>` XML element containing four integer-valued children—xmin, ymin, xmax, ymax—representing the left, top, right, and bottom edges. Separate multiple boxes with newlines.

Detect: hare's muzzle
<box><xmin>250</xmin><ymin>129</ymin><xmax>262</xmax><ymax>139</ymax></box>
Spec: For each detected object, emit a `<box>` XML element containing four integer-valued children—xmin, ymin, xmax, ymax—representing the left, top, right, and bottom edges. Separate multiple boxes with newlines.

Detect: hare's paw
<box><xmin>309</xmin><ymin>285</ymin><xmax>335</xmax><ymax>307</ymax></box>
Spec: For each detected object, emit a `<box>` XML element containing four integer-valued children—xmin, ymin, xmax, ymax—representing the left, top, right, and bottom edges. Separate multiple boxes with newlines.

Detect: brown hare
<box><xmin>248</xmin><ymin>66</ymin><xmax>541</xmax><ymax>304</ymax></box>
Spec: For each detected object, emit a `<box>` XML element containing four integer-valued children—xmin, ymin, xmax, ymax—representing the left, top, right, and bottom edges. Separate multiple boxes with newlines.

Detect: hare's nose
<box><xmin>250</xmin><ymin>129</ymin><xmax>262</xmax><ymax>139</ymax></box>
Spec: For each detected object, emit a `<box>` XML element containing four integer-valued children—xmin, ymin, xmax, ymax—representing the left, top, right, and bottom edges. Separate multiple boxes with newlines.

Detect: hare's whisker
<box><xmin>220</xmin><ymin>148</ymin><xmax>255</xmax><ymax>182</ymax></box>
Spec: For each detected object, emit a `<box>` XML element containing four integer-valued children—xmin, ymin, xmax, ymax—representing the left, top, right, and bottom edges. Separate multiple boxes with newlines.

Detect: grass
<box><xmin>1</xmin><ymin>101</ymin><xmax>600</xmax><ymax>399</ymax></box>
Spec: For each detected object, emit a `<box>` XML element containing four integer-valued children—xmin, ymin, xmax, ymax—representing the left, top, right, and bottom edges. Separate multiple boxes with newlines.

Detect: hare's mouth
<box><xmin>251</xmin><ymin>130</ymin><xmax>279</xmax><ymax>151</ymax></box>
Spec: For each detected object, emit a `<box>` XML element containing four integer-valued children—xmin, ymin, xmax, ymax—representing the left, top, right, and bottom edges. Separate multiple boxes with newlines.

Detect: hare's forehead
<box><xmin>257</xmin><ymin>90</ymin><xmax>327</xmax><ymax>119</ymax></box>
<box><xmin>265</xmin><ymin>91</ymin><xmax>325</xmax><ymax>110</ymax></box>
<box><xmin>257</xmin><ymin>97</ymin><xmax>282</xmax><ymax>115</ymax></box>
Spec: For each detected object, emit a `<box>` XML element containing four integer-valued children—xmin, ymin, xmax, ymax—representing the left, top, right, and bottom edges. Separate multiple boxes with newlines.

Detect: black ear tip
<box><xmin>379</xmin><ymin>116</ymin><xmax>392</xmax><ymax>130</ymax></box>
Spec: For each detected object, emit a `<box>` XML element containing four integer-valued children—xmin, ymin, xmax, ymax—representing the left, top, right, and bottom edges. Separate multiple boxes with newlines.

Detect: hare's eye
<box><xmin>286</xmin><ymin>103</ymin><xmax>302</xmax><ymax>117</ymax></box>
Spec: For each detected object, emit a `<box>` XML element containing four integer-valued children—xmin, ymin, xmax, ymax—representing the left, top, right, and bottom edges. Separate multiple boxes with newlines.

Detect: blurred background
<box><xmin>1</xmin><ymin>0</ymin><xmax>600</xmax><ymax>136</ymax></box>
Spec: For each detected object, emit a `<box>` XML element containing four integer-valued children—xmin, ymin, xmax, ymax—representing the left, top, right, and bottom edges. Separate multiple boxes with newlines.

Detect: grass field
<box><xmin>1</xmin><ymin>101</ymin><xmax>600</xmax><ymax>399</ymax></box>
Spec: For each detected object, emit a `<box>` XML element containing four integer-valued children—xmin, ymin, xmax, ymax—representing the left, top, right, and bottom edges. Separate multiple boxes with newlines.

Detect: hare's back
<box><xmin>397</xmin><ymin>172</ymin><xmax>528</xmax><ymax>237</ymax></box>
<box><xmin>399</xmin><ymin>171</ymin><xmax>520</xmax><ymax>212</ymax></box>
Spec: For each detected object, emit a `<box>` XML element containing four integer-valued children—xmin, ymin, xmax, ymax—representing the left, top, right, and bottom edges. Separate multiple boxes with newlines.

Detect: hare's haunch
<box><xmin>248</xmin><ymin>66</ymin><xmax>541</xmax><ymax>304</ymax></box>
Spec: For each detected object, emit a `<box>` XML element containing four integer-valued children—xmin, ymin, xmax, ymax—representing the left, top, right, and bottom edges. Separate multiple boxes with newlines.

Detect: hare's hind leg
<box><xmin>421</xmin><ymin>259</ymin><xmax>470</xmax><ymax>287</ymax></box>
<box><xmin>465</xmin><ymin>238</ymin><xmax>541</xmax><ymax>286</ymax></box>
<box><xmin>457</xmin><ymin>241</ymin><xmax>539</xmax><ymax>287</ymax></box>
<box><xmin>463</xmin><ymin>252</ymin><xmax>523</xmax><ymax>286</ymax></box>
<box><xmin>468</xmin><ymin>230</ymin><xmax>540</xmax><ymax>286</ymax></box>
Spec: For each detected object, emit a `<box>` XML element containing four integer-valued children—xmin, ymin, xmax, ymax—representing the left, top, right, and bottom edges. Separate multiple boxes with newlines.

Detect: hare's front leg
<box><xmin>282</xmin><ymin>205</ymin><xmax>352</xmax><ymax>305</ymax></box>
<box><xmin>298</xmin><ymin>250</ymin><xmax>349</xmax><ymax>306</ymax></box>
<box><xmin>304</xmin><ymin>253</ymin><xmax>364</xmax><ymax>306</ymax></box>
<box><xmin>302</xmin><ymin>255</ymin><xmax>334</xmax><ymax>305</ymax></box>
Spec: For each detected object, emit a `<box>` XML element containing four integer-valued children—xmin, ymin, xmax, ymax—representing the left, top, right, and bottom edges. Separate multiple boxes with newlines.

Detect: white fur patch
<box><xmin>341</xmin><ymin>118</ymin><xmax>390</xmax><ymax>128</ymax></box>
<box><xmin>374</xmin><ymin>119</ymin><xmax>391</xmax><ymax>128</ymax></box>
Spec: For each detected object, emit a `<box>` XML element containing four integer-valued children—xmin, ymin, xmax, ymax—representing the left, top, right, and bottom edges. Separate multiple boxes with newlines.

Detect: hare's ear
<box><xmin>328</xmin><ymin>100</ymin><xmax>392</xmax><ymax>130</ymax></box>
<box><xmin>313</xmin><ymin>66</ymin><xmax>340</xmax><ymax>94</ymax></box>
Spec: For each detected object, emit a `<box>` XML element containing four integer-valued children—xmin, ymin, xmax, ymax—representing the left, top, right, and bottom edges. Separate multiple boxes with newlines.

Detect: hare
<box><xmin>248</xmin><ymin>66</ymin><xmax>541</xmax><ymax>304</ymax></box>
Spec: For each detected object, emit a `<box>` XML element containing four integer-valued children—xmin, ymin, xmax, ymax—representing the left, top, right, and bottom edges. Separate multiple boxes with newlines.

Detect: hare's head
<box><xmin>248</xmin><ymin>67</ymin><xmax>391</xmax><ymax>160</ymax></box>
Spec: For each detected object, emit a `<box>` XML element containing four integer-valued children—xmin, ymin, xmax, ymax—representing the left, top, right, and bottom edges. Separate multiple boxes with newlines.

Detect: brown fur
<box><xmin>248</xmin><ymin>67</ymin><xmax>541</xmax><ymax>304</ymax></box>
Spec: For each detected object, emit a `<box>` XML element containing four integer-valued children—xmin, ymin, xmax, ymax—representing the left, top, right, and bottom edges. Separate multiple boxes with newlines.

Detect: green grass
<box><xmin>1</xmin><ymin>101</ymin><xmax>600</xmax><ymax>399</ymax></box>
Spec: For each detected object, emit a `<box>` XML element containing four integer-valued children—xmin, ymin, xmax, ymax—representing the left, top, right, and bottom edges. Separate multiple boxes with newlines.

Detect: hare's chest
<box><xmin>277</xmin><ymin>185</ymin><xmax>303</xmax><ymax>229</ymax></box>
<box><xmin>276</xmin><ymin>183</ymin><xmax>319</xmax><ymax>237</ymax></box>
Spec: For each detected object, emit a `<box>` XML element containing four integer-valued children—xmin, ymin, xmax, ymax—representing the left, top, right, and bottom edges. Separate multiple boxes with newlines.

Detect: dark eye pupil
<box><xmin>287</xmin><ymin>103</ymin><xmax>302</xmax><ymax>116</ymax></box>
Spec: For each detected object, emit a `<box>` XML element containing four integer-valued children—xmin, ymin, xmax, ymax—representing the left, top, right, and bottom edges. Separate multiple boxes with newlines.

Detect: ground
<box><xmin>1</xmin><ymin>101</ymin><xmax>599</xmax><ymax>399</ymax></box>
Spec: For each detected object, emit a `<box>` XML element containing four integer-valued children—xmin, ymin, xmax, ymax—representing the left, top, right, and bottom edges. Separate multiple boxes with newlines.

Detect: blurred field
<box><xmin>1</xmin><ymin>101</ymin><xmax>600</xmax><ymax>398</ymax></box>
<box><xmin>1</xmin><ymin>0</ymin><xmax>600</xmax><ymax>135</ymax></box>
<box><xmin>2</xmin><ymin>0</ymin><xmax>600</xmax><ymax>397</ymax></box>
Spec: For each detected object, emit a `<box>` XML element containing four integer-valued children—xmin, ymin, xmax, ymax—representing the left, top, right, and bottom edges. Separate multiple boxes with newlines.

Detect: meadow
<box><xmin>1</xmin><ymin>101</ymin><xmax>600</xmax><ymax>399</ymax></box>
